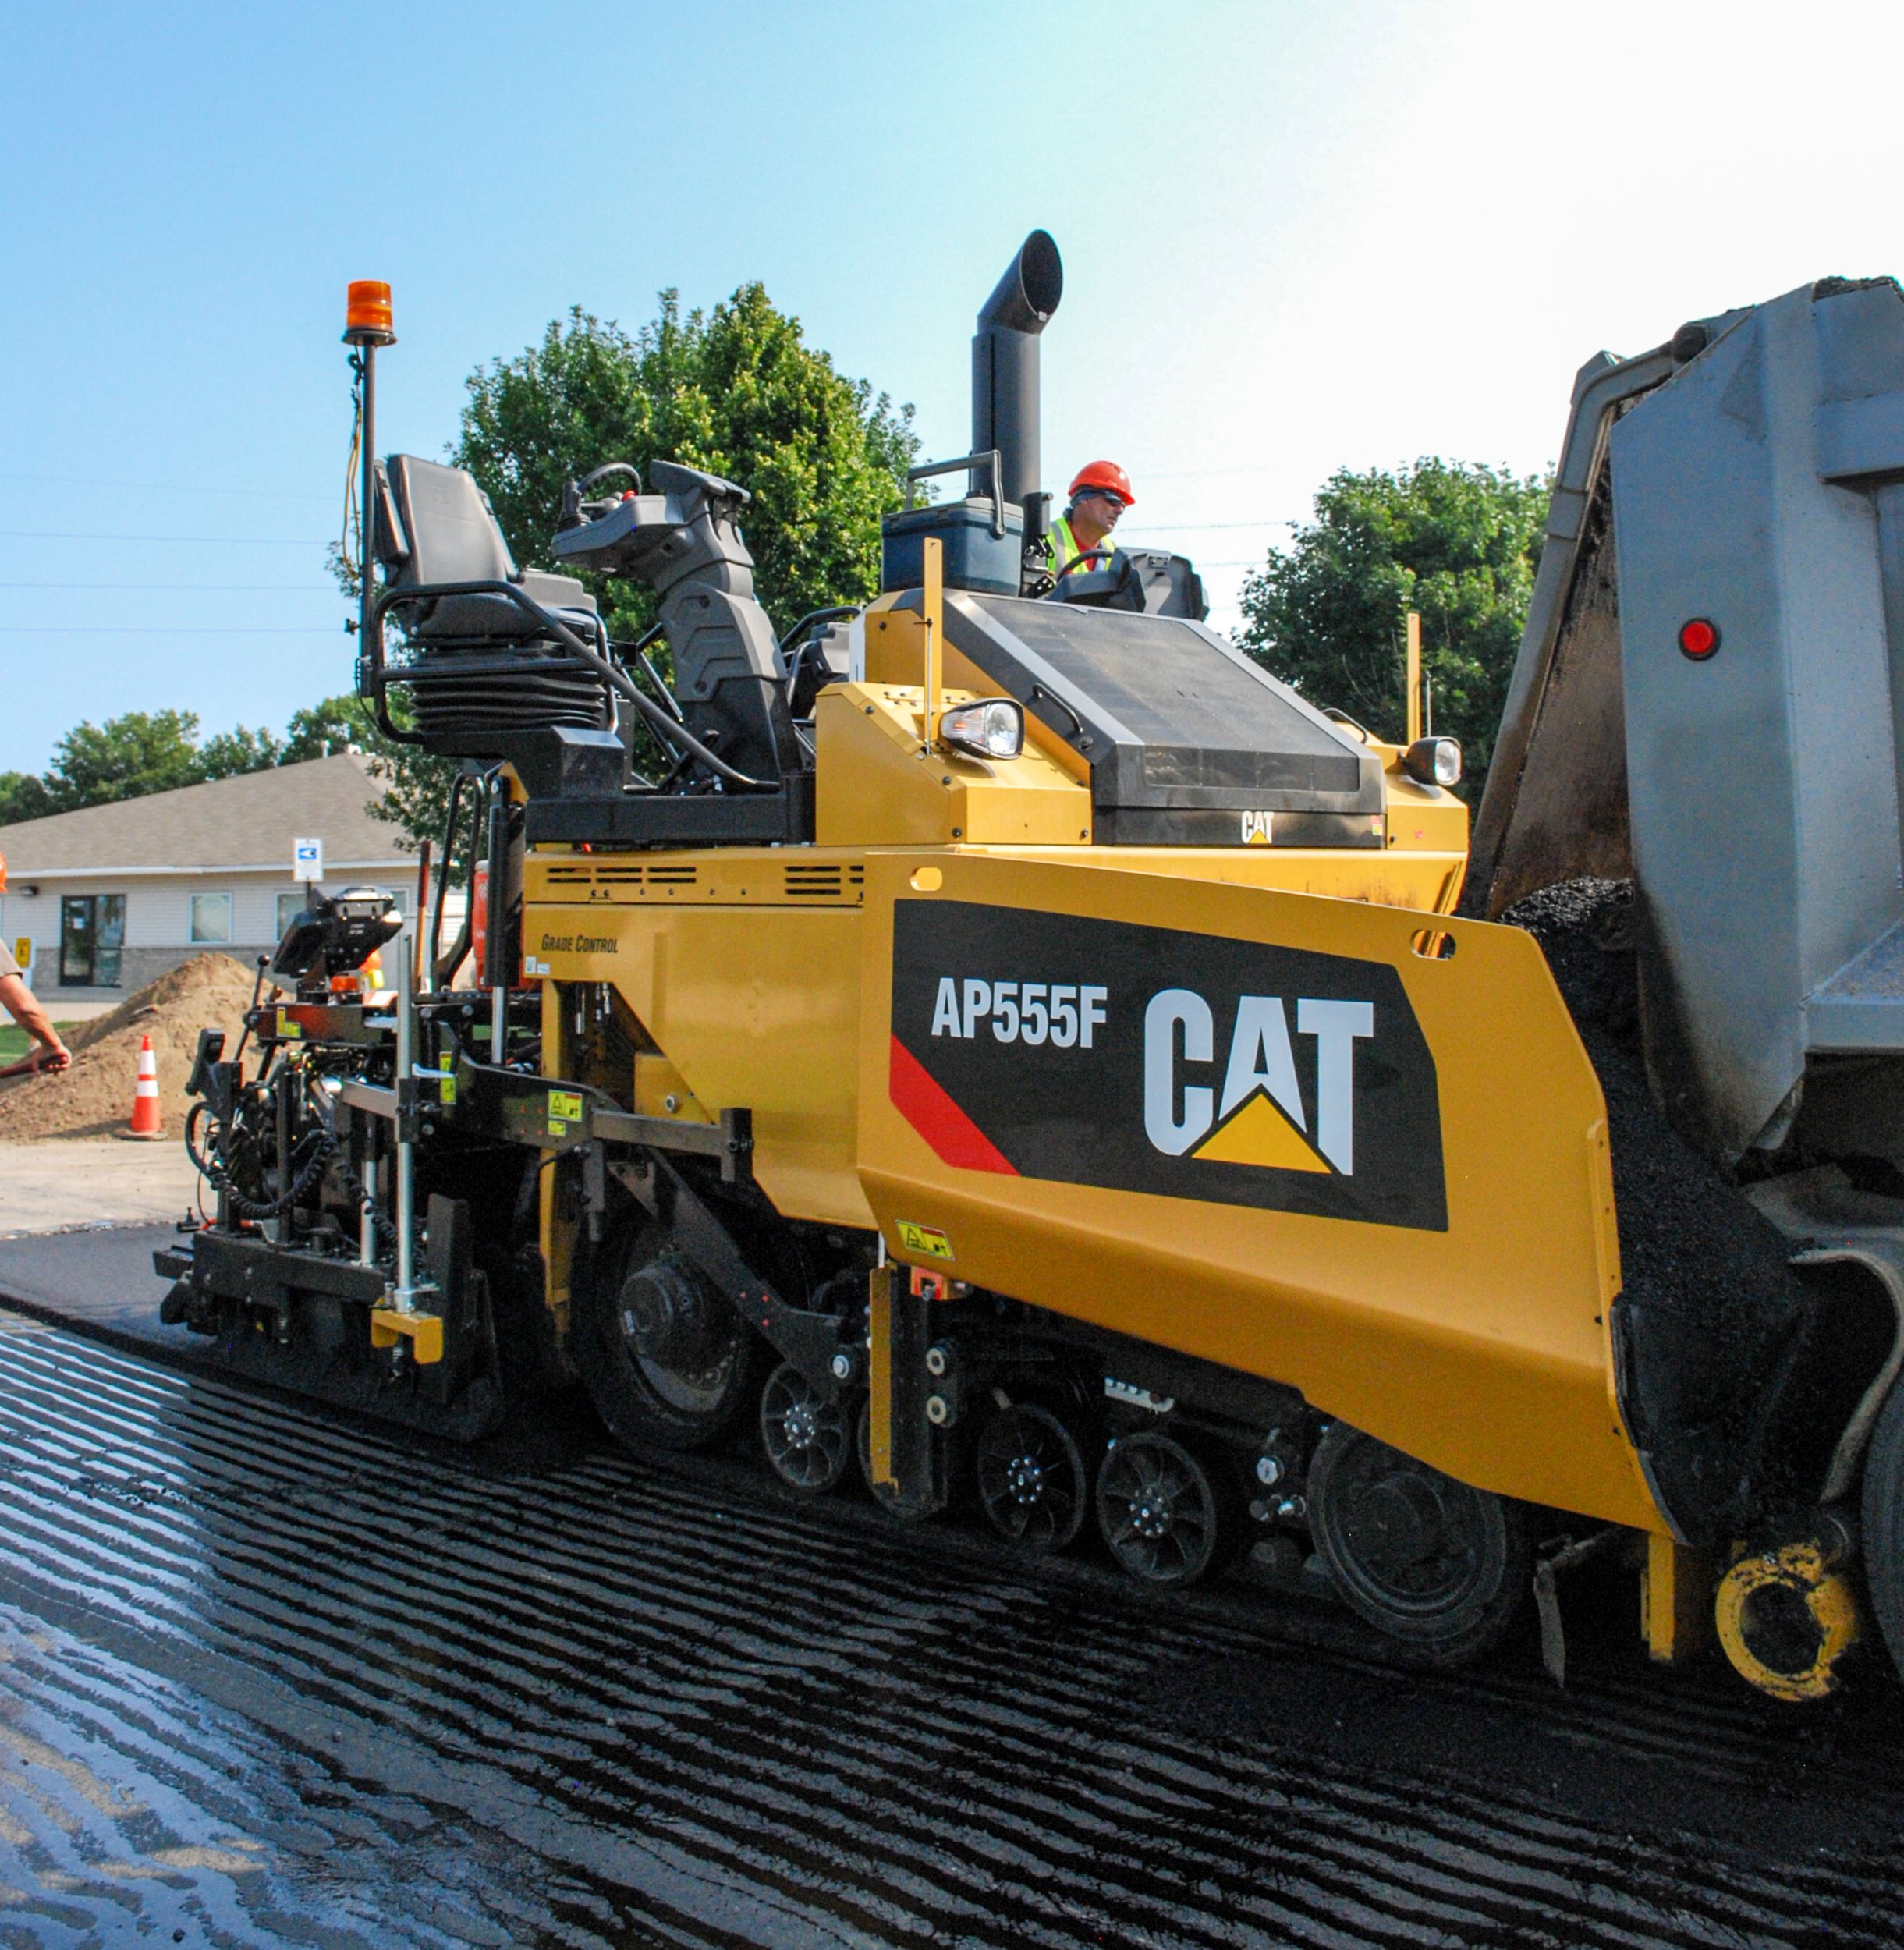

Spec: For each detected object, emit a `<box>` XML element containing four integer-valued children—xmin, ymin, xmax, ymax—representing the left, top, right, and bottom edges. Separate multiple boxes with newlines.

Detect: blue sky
<box><xmin>4</xmin><ymin>1</ymin><xmax>1902</xmax><ymax>772</ymax></box>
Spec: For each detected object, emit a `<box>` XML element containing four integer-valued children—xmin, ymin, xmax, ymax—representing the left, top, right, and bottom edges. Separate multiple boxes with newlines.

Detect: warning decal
<box><xmin>889</xmin><ymin>899</ymin><xmax>1447</xmax><ymax>1232</ymax></box>
<box><xmin>897</xmin><ymin>1220</ymin><xmax>956</xmax><ymax>1260</ymax></box>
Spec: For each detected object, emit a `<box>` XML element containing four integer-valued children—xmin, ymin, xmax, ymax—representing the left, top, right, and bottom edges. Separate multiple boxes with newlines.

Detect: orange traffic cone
<box><xmin>127</xmin><ymin>1033</ymin><xmax>164</xmax><ymax>1139</ymax></box>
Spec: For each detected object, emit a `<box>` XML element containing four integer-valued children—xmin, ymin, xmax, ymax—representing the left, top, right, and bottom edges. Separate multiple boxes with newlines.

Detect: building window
<box><xmin>59</xmin><ymin>893</ymin><xmax>126</xmax><ymax>987</ymax></box>
<box><xmin>189</xmin><ymin>892</ymin><xmax>233</xmax><ymax>945</ymax></box>
<box><xmin>276</xmin><ymin>888</ymin><xmax>310</xmax><ymax>937</ymax></box>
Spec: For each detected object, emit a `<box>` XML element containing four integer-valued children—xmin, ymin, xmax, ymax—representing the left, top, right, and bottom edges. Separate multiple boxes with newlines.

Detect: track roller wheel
<box><xmin>759</xmin><ymin>1362</ymin><xmax>852</xmax><ymax>1494</ymax></box>
<box><xmin>976</xmin><ymin>1404</ymin><xmax>1087</xmax><ymax>1555</ymax></box>
<box><xmin>1308</xmin><ymin>1420</ymin><xmax>1529</xmax><ymax>1666</ymax></box>
<box><xmin>1096</xmin><ymin>1431</ymin><xmax>1222</xmax><ymax>1587</ymax></box>
<box><xmin>577</xmin><ymin>1225</ymin><xmax>760</xmax><ymax>1453</ymax></box>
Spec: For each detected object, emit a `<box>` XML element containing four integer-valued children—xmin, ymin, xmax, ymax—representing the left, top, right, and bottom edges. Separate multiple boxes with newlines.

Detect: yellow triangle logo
<box><xmin>1192</xmin><ymin>1091</ymin><xmax>1331</xmax><ymax>1174</ymax></box>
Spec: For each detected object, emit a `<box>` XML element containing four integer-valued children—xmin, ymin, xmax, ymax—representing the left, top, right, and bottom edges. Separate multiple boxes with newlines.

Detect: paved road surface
<box><xmin>0</xmin><ymin>1232</ymin><xmax>1900</xmax><ymax>1947</ymax></box>
<box><xmin>0</xmin><ymin>1143</ymin><xmax>198</xmax><ymax>1241</ymax></box>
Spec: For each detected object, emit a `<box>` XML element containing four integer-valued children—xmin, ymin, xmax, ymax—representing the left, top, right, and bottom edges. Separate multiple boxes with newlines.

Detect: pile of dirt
<box><xmin>1502</xmin><ymin>878</ymin><xmax>1814</xmax><ymax>1533</ymax></box>
<box><xmin>0</xmin><ymin>954</ymin><xmax>266</xmax><ymax>1142</ymax></box>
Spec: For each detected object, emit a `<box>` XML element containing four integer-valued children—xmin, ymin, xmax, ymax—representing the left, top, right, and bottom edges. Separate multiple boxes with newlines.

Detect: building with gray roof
<box><xmin>0</xmin><ymin>754</ymin><xmax>414</xmax><ymax>999</ymax></box>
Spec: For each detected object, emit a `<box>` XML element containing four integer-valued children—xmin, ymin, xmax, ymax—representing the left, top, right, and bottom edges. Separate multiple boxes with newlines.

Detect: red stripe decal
<box><xmin>888</xmin><ymin>1035</ymin><xmax>1019</xmax><ymax>1175</ymax></box>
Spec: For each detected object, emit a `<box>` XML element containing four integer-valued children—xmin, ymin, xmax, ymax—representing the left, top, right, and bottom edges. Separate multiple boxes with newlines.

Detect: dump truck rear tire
<box><xmin>1860</xmin><ymin>1375</ymin><xmax>1904</xmax><ymax>1681</ymax></box>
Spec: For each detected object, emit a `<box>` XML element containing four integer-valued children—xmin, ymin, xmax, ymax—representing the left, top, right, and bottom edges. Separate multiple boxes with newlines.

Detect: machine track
<box><xmin>2</xmin><ymin>1303</ymin><xmax>1902</xmax><ymax>1948</ymax></box>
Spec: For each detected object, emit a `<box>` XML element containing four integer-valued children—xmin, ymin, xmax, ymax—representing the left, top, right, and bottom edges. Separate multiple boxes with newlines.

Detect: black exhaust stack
<box><xmin>972</xmin><ymin>232</ymin><xmax>1063</xmax><ymax>507</ymax></box>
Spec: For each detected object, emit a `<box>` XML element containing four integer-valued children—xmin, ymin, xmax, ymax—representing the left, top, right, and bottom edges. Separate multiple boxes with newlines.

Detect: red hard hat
<box><xmin>1068</xmin><ymin>460</ymin><xmax>1134</xmax><ymax>507</ymax></box>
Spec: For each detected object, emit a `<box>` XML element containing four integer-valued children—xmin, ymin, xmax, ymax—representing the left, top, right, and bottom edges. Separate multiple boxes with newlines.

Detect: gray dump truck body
<box><xmin>1475</xmin><ymin>277</ymin><xmax>1904</xmax><ymax>1167</ymax></box>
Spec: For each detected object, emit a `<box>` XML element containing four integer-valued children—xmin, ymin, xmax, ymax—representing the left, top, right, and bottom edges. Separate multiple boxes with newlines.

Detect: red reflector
<box><xmin>1679</xmin><ymin>617</ymin><xmax>1720</xmax><ymax>660</ymax></box>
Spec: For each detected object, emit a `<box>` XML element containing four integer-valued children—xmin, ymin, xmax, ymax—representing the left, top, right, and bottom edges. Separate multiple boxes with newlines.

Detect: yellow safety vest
<box><xmin>1051</xmin><ymin>512</ymin><xmax>1108</xmax><ymax>580</ymax></box>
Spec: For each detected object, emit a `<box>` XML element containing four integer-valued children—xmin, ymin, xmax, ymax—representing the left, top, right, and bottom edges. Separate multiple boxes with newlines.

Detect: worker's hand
<box><xmin>0</xmin><ymin>1041</ymin><xmax>70</xmax><ymax>1079</ymax></box>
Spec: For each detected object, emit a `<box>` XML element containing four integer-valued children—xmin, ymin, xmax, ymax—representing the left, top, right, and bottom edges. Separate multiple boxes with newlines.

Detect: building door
<box><xmin>59</xmin><ymin>894</ymin><xmax>126</xmax><ymax>987</ymax></box>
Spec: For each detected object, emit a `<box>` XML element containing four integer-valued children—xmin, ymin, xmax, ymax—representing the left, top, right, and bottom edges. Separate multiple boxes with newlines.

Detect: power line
<box><xmin>1124</xmin><ymin>519</ymin><xmax>1297</xmax><ymax>533</ymax></box>
<box><xmin>0</xmin><ymin>626</ymin><xmax>341</xmax><ymax>636</ymax></box>
<box><xmin>0</xmin><ymin>470</ymin><xmax>335</xmax><ymax>504</ymax></box>
<box><xmin>0</xmin><ymin>580</ymin><xmax>335</xmax><ymax>592</ymax></box>
<box><xmin>0</xmin><ymin>530</ymin><xmax>327</xmax><ymax>545</ymax></box>
<box><xmin>1122</xmin><ymin>464</ymin><xmax>1283</xmax><ymax>481</ymax></box>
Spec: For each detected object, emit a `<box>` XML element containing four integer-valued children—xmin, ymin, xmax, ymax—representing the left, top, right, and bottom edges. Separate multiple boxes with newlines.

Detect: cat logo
<box><xmin>1143</xmin><ymin>990</ymin><xmax>1370</xmax><ymax>1174</ymax></box>
<box><xmin>890</xmin><ymin>899</ymin><xmax>1447</xmax><ymax>1232</ymax></box>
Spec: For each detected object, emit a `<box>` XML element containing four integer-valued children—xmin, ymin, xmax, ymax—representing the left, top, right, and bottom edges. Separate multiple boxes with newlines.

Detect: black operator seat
<box><xmin>378</xmin><ymin>456</ymin><xmax>598</xmax><ymax>644</ymax></box>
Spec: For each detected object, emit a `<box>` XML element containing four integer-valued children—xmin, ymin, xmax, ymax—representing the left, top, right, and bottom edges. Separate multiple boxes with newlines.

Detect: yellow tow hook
<box><xmin>1715</xmin><ymin>1518</ymin><xmax>1862</xmax><ymax>1701</ymax></box>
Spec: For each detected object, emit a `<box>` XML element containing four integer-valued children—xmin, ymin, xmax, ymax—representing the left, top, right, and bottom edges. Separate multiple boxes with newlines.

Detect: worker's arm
<box><xmin>0</xmin><ymin>971</ymin><xmax>70</xmax><ymax>1073</ymax></box>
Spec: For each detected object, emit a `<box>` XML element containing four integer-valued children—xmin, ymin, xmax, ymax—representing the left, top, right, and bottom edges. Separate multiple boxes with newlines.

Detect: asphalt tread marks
<box><xmin>3</xmin><ymin>1342</ymin><xmax>1904</xmax><ymax>1950</ymax></box>
<box><xmin>2</xmin><ymin>1317</ymin><xmax>1902</xmax><ymax>1948</ymax></box>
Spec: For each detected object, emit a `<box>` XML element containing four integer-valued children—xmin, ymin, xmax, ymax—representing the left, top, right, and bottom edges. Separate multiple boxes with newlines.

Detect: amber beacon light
<box><xmin>344</xmin><ymin>279</ymin><xmax>395</xmax><ymax>346</ymax></box>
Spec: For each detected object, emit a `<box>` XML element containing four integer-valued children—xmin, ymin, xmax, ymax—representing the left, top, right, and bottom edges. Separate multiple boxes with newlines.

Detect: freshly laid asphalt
<box><xmin>0</xmin><ymin>1225</ymin><xmax>1901</xmax><ymax>1948</ymax></box>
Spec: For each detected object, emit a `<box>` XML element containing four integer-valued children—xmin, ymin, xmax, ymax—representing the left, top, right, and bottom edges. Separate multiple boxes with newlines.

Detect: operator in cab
<box><xmin>1051</xmin><ymin>461</ymin><xmax>1135</xmax><ymax>581</ymax></box>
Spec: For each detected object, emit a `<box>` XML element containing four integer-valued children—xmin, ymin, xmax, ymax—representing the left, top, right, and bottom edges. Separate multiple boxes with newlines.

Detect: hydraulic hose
<box><xmin>569</xmin><ymin>615</ymin><xmax>778</xmax><ymax>791</ymax></box>
<box><xmin>186</xmin><ymin>1097</ymin><xmax>332</xmax><ymax>1222</ymax></box>
<box><xmin>615</xmin><ymin>621</ymin><xmax>686</xmax><ymax>724</ymax></box>
<box><xmin>184</xmin><ymin>1069</ymin><xmax>394</xmax><ymax>1244</ymax></box>
<box><xmin>302</xmin><ymin>1072</ymin><xmax>399</xmax><ymax>1249</ymax></box>
<box><xmin>432</xmin><ymin>773</ymin><xmax>481</xmax><ymax>990</ymax></box>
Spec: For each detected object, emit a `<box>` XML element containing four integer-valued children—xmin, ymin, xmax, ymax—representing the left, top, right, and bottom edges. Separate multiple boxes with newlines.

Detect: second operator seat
<box><xmin>376</xmin><ymin>455</ymin><xmax>609</xmax><ymax>742</ymax></box>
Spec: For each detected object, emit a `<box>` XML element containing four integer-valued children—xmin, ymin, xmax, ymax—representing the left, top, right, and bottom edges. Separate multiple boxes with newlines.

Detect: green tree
<box><xmin>0</xmin><ymin>691</ymin><xmax>452</xmax><ymax>854</ymax></box>
<box><xmin>31</xmin><ymin>710</ymin><xmax>285</xmax><ymax>812</ymax></box>
<box><xmin>197</xmin><ymin>724</ymin><xmax>284</xmax><ymax>779</ymax></box>
<box><xmin>41</xmin><ymin>710</ymin><xmax>210</xmax><ymax>812</ymax></box>
<box><xmin>1</xmin><ymin>704</ymin><xmax>340</xmax><ymax>831</ymax></box>
<box><xmin>1236</xmin><ymin>459</ymin><xmax>1549</xmax><ymax>796</ymax></box>
<box><xmin>282</xmin><ymin>693</ymin><xmax>385</xmax><ymax>761</ymax></box>
<box><xmin>0</xmin><ymin>772</ymin><xmax>52</xmax><ymax>826</ymax></box>
<box><xmin>453</xmin><ymin>286</ymin><xmax>919</xmax><ymax>644</ymax></box>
